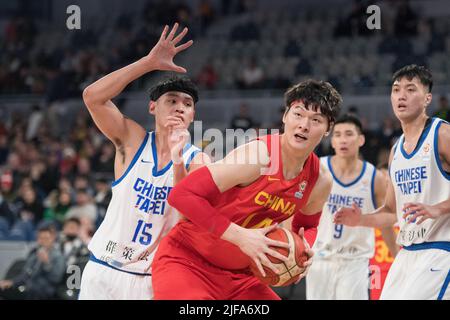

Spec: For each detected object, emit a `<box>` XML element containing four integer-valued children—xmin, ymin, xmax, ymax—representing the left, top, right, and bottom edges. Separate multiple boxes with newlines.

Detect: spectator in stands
<box><xmin>93</xmin><ymin>175</ymin><xmax>112</xmax><ymax>225</ymax></box>
<box><xmin>65</xmin><ymin>188</ymin><xmax>97</xmax><ymax>226</ymax></box>
<box><xmin>13</xmin><ymin>185</ymin><xmax>44</xmax><ymax>226</ymax></box>
<box><xmin>433</xmin><ymin>95</ymin><xmax>450</xmax><ymax>122</ymax></box>
<box><xmin>230</xmin><ymin>103</ymin><xmax>255</xmax><ymax>131</ymax></box>
<box><xmin>54</xmin><ymin>217</ymin><xmax>89</xmax><ymax>299</ymax></box>
<box><xmin>0</xmin><ymin>134</ymin><xmax>8</xmax><ymax>166</ymax></box>
<box><xmin>92</xmin><ymin>141</ymin><xmax>115</xmax><ymax>176</ymax></box>
<box><xmin>25</xmin><ymin>105</ymin><xmax>44</xmax><ymax>141</ymax></box>
<box><xmin>0</xmin><ymin>190</ymin><xmax>16</xmax><ymax>231</ymax></box>
<box><xmin>197</xmin><ymin>62</ymin><xmax>218</xmax><ymax>90</ymax></box>
<box><xmin>238</xmin><ymin>58</ymin><xmax>264</xmax><ymax>89</ymax></box>
<box><xmin>0</xmin><ymin>223</ymin><xmax>65</xmax><ymax>299</ymax></box>
<box><xmin>43</xmin><ymin>190</ymin><xmax>72</xmax><ymax>229</ymax></box>
<box><xmin>394</xmin><ymin>0</ymin><xmax>418</xmax><ymax>36</ymax></box>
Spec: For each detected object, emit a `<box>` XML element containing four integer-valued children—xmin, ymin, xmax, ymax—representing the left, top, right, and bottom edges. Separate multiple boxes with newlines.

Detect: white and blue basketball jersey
<box><xmin>390</xmin><ymin>117</ymin><xmax>450</xmax><ymax>247</ymax></box>
<box><xmin>88</xmin><ymin>131</ymin><xmax>200</xmax><ymax>275</ymax></box>
<box><xmin>313</xmin><ymin>156</ymin><xmax>377</xmax><ymax>260</ymax></box>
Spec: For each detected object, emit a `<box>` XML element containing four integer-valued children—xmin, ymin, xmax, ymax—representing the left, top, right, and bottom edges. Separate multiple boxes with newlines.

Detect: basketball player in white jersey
<box><xmin>335</xmin><ymin>65</ymin><xmax>450</xmax><ymax>300</ymax></box>
<box><xmin>306</xmin><ymin>114</ymin><xmax>397</xmax><ymax>300</ymax></box>
<box><xmin>78</xmin><ymin>23</ymin><xmax>210</xmax><ymax>299</ymax></box>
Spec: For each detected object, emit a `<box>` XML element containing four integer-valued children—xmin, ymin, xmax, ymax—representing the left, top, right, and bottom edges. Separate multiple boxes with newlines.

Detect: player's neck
<box><xmin>280</xmin><ymin>137</ymin><xmax>309</xmax><ymax>180</ymax></box>
<box><xmin>331</xmin><ymin>155</ymin><xmax>361</xmax><ymax>178</ymax></box>
<box><xmin>401</xmin><ymin>113</ymin><xmax>428</xmax><ymax>141</ymax></box>
<box><xmin>154</xmin><ymin>129</ymin><xmax>171</xmax><ymax>161</ymax></box>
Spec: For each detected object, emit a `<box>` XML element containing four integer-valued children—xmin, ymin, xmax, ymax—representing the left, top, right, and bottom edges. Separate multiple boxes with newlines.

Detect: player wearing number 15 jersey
<box><xmin>78</xmin><ymin>24</ymin><xmax>210</xmax><ymax>299</ymax></box>
<box><xmin>306</xmin><ymin>114</ymin><xmax>397</xmax><ymax>300</ymax></box>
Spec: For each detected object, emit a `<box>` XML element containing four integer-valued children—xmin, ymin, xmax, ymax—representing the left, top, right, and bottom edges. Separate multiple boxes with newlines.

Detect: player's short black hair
<box><xmin>392</xmin><ymin>64</ymin><xmax>433</xmax><ymax>93</ymax></box>
<box><xmin>149</xmin><ymin>75</ymin><xmax>199</xmax><ymax>103</ymax></box>
<box><xmin>334</xmin><ymin>113</ymin><xmax>363</xmax><ymax>134</ymax></box>
<box><xmin>284</xmin><ymin>79</ymin><xmax>342</xmax><ymax>127</ymax></box>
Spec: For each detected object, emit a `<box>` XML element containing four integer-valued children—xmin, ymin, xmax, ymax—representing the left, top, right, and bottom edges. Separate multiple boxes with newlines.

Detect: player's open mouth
<box><xmin>397</xmin><ymin>103</ymin><xmax>407</xmax><ymax>110</ymax></box>
<box><xmin>339</xmin><ymin>147</ymin><xmax>348</xmax><ymax>152</ymax></box>
<box><xmin>294</xmin><ymin>134</ymin><xmax>307</xmax><ymax>141</ymax></box>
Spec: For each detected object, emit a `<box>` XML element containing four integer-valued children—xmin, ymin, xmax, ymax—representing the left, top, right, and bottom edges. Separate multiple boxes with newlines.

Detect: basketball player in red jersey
<box><xmin>152</xmin><ymin>80</ymin><xmax>343</xmax><ymax>299</ymax></box>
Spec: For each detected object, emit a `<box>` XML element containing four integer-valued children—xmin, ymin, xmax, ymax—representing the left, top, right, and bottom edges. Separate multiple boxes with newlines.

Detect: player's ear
<box><xmin>282</xmin><ymin>108</ymin><xmax>289</xmax><ymax>124</ymax></box>
<box><xmin>425</xmin><ymin>93</ymin><xmax>432</xmax><ymax>108</ymax></box>
<box><xmin>358</xmin><ymin>132</ymin><xmax>365</xmax><ymax>147</ymax></box>
<box><xmin>149</xmin><ymin>101</ymin><xmax>156</xmax><ymax>115</ymax></box>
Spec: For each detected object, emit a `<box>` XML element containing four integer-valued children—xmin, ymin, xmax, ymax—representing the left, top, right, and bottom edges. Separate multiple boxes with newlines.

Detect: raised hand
<box><xmin>164</xmin><ymin>115</ymin><xmax>190</xmax><ymax>164</ymax></box>
<box><xmin>145</xmin><ymin>23</ymin><xmax>193</xmax><ymax>73</ymax></box>
<box><xmin>333</xmin><ymin>202</ymin><xmax>362</xmax><ymax>226</ymax></box>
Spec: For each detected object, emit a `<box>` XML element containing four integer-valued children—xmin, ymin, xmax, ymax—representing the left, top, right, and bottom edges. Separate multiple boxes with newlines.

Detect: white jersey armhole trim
<box><xmin>111</xmin><ymin>132</ymin><xmax>150</xmax><ymax>187</ymax></box>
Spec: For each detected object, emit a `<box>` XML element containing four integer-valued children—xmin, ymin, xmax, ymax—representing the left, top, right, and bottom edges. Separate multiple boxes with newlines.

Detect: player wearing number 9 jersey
<box><xmin>78</xmin><ymin>24</ymin><xmax>210</xmax><ymax>300</ymax></box>
<box><xmin>306</xmin><ymin>114</ymin><xmax>397</xmax><ymax>300</ymax></box>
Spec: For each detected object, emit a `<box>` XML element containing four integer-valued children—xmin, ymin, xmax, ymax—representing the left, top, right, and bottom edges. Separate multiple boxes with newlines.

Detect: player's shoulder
<box><xmin>317</xmin><ymin>162</ymin><xmax>333</xmax><ymax>188</ymax></box>
<box><xmin>436</xmin><ymin>119</ymin><xmax>450</xmax><ymax>139</ymax></box>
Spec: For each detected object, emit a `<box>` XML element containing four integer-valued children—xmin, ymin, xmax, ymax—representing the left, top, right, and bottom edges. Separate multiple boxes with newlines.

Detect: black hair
<box><xmin>37</xmin><ymin>223</ymin><xmax>56</xmax><ymax>234</ymax></box>
<box><xmin>334</xmin><ymin>113</ymin><xmax>363</xmax><ymax>134</ymax></box>
<box><xmin>64</xmin><ymin>217</ymin><xmax>81</xmax><ymax>226</ymax></box>
<box><xmin>392</xmin><ymin>64</ymin><xmax>433</xmax><ymax>93</ymax></box>
<box><xmin>284</xmin><ymin>79</ymin><xmax>342</xmax><ymax>127</ymax></box>
<box><xmin>149</xmin><ymin>75</ymin><xmax>199</xmax><ymax>103</ymax></box>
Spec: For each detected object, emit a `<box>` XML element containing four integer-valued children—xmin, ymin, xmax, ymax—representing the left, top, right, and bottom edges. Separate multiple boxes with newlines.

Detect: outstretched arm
<box><xmin>82</xmin><ymin>23</ymin><xmax>193</xmax><ymax>177</ymax></box>
<box><xmin>334</xmin><ymin>149</ymin><xmax>398</xmax><ymax>228</ymax></box>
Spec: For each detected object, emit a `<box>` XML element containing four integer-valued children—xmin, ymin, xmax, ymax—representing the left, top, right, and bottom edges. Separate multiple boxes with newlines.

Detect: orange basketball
<box><xmin>250</xmin><ymin>227</ymin><xmax>308</xmax><ymax>287</ymax></box>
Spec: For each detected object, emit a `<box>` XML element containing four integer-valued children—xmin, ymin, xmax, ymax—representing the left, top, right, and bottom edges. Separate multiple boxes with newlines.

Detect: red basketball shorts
<box><xmin>152</xmin><ymin>234</ymin><xmax>280</xmax><ymax>300</ymax></box>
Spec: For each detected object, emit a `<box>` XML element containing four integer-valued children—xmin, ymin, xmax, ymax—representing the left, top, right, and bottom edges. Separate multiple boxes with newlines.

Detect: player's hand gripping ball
<box><xmin>250</xmin><ymin>227</ymin><xmax>309</xmax><ymax>286</ymax></box>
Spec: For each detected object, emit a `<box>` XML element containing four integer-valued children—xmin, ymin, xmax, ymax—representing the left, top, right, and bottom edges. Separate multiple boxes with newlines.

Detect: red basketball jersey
<box><xmin>172</xmin><ymin>134</ymin><xmax>320</xmax><ymax>269</ymax></box>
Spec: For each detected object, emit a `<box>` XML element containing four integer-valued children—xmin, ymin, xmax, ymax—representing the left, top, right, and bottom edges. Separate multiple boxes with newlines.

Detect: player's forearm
<box><xmin>168</xmin><ymin>166</ymin><xmax>231</xmax><ymax>236</ymax></box>
<box><xmin>359</xmin><ymin>212</ymin><xmax>397</xmax><ymax>228</ymax></box>
<box><xmin>83</xmin><ymin>57</ymin><xmax>155</xmax><ymax>106</ymax></box>
<box><xmin>172</xmin><ymin>162</ymin><xmax>188</xmax><ymax>185</ymax></box>
<box><xmin>434</xmin><ymin>198</ymin><xmax>450</xmax><ymax>216</ymax></box>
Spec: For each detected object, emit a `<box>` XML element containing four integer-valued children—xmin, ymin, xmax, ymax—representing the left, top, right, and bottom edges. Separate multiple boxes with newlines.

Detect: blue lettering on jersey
<box><xmin>394</xmin><ymin>166</ymin><xmax>427</xmax><ymax>195</ymax></box>
<box><xmin>133</xmin><ymin>178</ymin><xmax>173</xmax><ymax>215</ymax></box>
<box><xmin>327</xmin><ymin>194</ymin><xmax>365</xmax><ymax>214</ymax></box>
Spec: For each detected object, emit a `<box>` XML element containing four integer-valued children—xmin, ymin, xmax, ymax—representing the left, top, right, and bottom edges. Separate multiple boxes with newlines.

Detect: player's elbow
<box><xmin>82</xmin><ymin>86</ymin><xmax>94</xmax><ymax>107</ymax></box>
<box><xmin>82</xmin><ymin>85</ymin><xmax>101</xmax><ymax>108</ymax></box>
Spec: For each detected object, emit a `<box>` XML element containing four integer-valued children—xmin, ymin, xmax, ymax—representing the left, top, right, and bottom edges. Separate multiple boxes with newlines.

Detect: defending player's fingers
<box><xmin>170</xmin><ymin>63</ymin><xmax>187</xmax><ymax>73</ymax></box>
<box><xmin>402</xmin><ymin>204</ymin><xmax>421</xmax><ymax>219</ymax></box>
<box><xmin>166</xmin><ymin>22</ymin><xmax>179</xmax><ymax>41</ymax></box>
<box><xmin>159</xmin><ymin>25</ymin><xmax>169</xmax><ymax>41</ymax></box>
<box><xmin>416</xmin><ymin>215</ymin><xmax>429</xmax><ymax>225</ymax></box>
<box><xmin>172</xmin><ymin>27</ymin><xmax>188</xmax><ymax>45</ymax></box>
<box><xmin>305</xmin><ymin>246</ymin><xmax>314</xmax><ymax>258</ymax></box>
<box><xmin>175</xmin><ymin>40</ymin><xmax>194</xmax><ymax>54</ymax></box>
